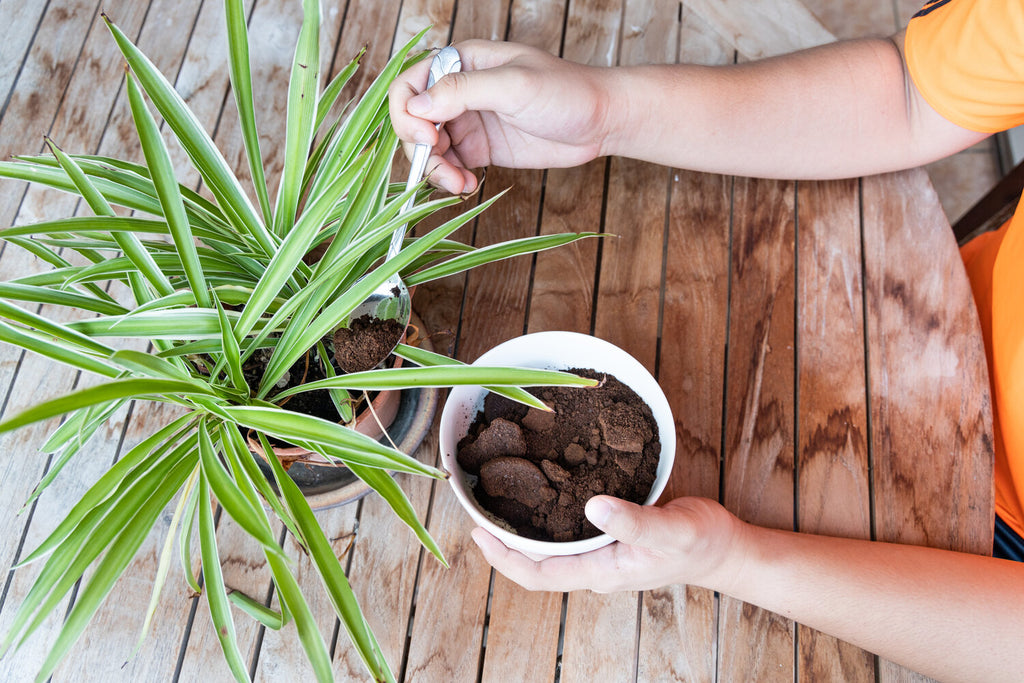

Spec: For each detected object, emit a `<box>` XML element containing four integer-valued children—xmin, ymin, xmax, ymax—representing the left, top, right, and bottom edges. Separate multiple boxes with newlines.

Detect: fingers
<box><xmin>405</xmin><ymin>67</ymin><xmax>516</xmax><ymax>128</ymax></box>
<box><xmin>470</xmin><ymin>528</ymin><xmax>612</xmax><ymax>592</ymax></box>
<box><xmin>397</xmin><ymin>125</ymin><xmax>479</xmax><ymax>194</ymax></box>
<box><xmin>388</xmin><ymin>56</ymin><xmax>439</xmax><ymax>147</ymax></box>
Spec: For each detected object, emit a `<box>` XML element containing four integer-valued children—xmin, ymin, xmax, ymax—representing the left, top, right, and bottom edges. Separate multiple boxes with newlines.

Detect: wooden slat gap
<box><xmin>855</xmin><ymin>176</ymin><xmax>878</xmax><ymax>545</ymax></box>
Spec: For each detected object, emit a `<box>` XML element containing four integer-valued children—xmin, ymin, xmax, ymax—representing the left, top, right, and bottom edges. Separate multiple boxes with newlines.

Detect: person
<box><xmin>388</xmin><ymin>1</ymin><xmax>1024</xmax><ymax>680</ymax></box>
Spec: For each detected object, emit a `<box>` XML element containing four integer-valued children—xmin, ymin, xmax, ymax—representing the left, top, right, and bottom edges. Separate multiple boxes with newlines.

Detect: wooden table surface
<box><xmin>0</xmin><ymin>1</ymin><xmax>994</xmax><ymax>681</ymax></box>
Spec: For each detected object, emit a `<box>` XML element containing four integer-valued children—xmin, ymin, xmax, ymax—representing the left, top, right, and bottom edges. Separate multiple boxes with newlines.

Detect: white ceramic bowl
<box><xmin>439</xmin><ymin>331</ymin><xmax>675</xmax><ymax>557</ymax></box>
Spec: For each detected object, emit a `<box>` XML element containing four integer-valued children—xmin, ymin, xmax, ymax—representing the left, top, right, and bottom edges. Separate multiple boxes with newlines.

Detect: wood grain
<box><xmin>795</xmin><ymin>179</ymin><xmax>874</xmax><ymax>682</ymax></box>
<box><xmin>684</xmin><ymin>0</ymin><xmax>834</xmax><ymax>60</ymax></box>
<box><xmin>719</xmin><ymin>176</ymin><xmax>797</xmax><ymax>679</ymax></box>
<box><xmin>404</xmin><ymin>1</ymin><xmax>562</xmax><ymax>679</ymax></box>
<box><xmin>636</xmin><ymin>9</ymin><xmax>735</xmax><ymax>677</ymax></box>
<box><xmin>0</xmin><ymin>0</ymin><xmax>102</xmax><ymax>229</ymax></box>
<box><xmin>0</xmin><ymin>4</ymin><xmax>200</xmax><ymax>680</ymax></box>
<box><xmin>0</xmin><ymin>2</ymin><xmax>996</xmax><ymax>682</ymax></box>
<box><xmin>862</xmin><ymin>171</ymin><xmax>992</xmax><ymax>683</ymax></box>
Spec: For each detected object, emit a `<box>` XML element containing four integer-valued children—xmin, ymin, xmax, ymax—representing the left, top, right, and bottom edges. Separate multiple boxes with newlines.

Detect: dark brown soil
<box><xmin>243</xmin><ymin>345</ymin><xmax>342</xmax><ymax>425</ymax></box>
<box><xmin>457</xmin><ymin>369</ymin><xmax>660</xmax><ymax>543</ymax></box>
<box><xmin>333</xmin><ymin>313</ymin><xmax>406</xmax><ymax>373</ymax></box>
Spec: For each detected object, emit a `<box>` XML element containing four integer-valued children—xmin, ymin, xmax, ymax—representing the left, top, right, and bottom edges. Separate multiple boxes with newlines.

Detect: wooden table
<box><xmin>0</xmin><ymin>1</ymin><xmax>993</xmax><ymax>681</ymax></box>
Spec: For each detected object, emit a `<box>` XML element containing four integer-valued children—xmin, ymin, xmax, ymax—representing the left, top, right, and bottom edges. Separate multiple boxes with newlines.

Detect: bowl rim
<box><xmin>439</xmin><ymin>331</ymin><xmax>675</xmax><ymax>557</ymax></box>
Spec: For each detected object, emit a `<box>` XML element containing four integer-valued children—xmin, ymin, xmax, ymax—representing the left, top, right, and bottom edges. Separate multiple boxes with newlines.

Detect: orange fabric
<box><xmin>905</xmin><ymin>0</ymin><xmax>1024</xmax><ymax>133</ymax></box>
<box><xmin>908</xmin><ymin>0</ymin><xmax>1024</xmax><ymax>539</ymax></box>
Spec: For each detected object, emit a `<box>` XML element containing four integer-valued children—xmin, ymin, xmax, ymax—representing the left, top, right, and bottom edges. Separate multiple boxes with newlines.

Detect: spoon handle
<box><xmin>388</xmin><ymin>46</ymin><xmax>463</xmax><ymax>260</ymax></box>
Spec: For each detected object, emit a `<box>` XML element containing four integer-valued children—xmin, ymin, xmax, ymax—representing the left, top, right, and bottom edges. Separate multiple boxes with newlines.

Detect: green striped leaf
<box><xmin>103</xmin><ymin>15</ymin><xmax>276</xmax><ymax>257</ymax></box>
<box><xmin>125</xmin><ymin>71</ymin><xmax>210</xmax><ymax>307</ymax></box>
<box><xmin>197</xmin><ymin>469</ymin><xmax>250</xmax><ymax>682</ymax></box>
<box><xmin>272</xmin><ymin>365</ymin><xmax>597</xmax><ymax>398</ymax></box>
<box><xmin>222</xmin><ymin>406</ymin><xmax>442</xmax><ymax>478</ymax></box>
<box><xmin>0</xmin><ymin>379</ymin><xmax>214</xmax><ymax>434</ymax></box>
<box><xmin>224</xmin><ymin>0</ymin><xmax>272</xmax><ymax>227</ymax></box>
<box><xmin>406</xmin><ymin>232</ymin><xmax>602</xmax><ymax>285</ymax></box>
<box><xmin>264</xmin><ymin>436</ymin><xmax>392</xmax><ymax>682</ymax></box>
<box><xmin>271</xmin><ymin>0</ymin><xmax>321</xmax><ymax>238</ymax></box>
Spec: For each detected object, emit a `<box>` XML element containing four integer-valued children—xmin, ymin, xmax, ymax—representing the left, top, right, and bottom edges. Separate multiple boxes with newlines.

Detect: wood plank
<box><xmin>795</xmin><ymin>178</ymin><xmax>874</xmax><ymax>683</ymax></box>
<box><xmin>683</xmin><ymin>0</ymin><xmax>834</xmax><ymax>60</ymax></box>
<box><xmin>480</xmin><ymin>1</ymin><xmax>623</xmax><ymax>679</ymax></box>
<box><xmin>0</xmin><ymin>2</ymin><xmax>49</xmax><ymax>109</ymax></box>
<box><xmin>335</xmin><ymin>0</ymin><xmax>403</xmax><ymax>101</ymax></box>
<box><xmin>636</xmin><ymin>12</ymin><xmax>734</xmax><ymax>681</ymax></box>
<box><xmin>862</xmin><ymin>169</ymin><xmax>994</xmax><ymax>683</ymax></box>
<box><xmin>331</xmin><ymin>456</ymin><xmax>440</xmax><ymax>678</ymax></box>
<box><xmin>404</xmin><ymin>2</ymin><xmax>566</xmax><ymax>679</ymax></box>
<box><xmin>560</xmin><ymin>1</ymin><xmax>679</xmax><ymax>681</ymax></box>
<box><xmin>393</xmin><ymin>0</ymin><xmax>455</xmax><ymax>54</ymax></box>
<box><xmin>0</xmin><ymin>0</ymin><xmax>102</xmax><ymax>230</ymax></box>
<box><xmin>524</xmin><ymin>0</ymin><xmax>615</xmax><ymax>337</ymax></box>
<box><xmin>862</xmin><ymin>169</ymin><xmax>992</xmax><ymax>555</ymax></box>
<box><xmin>801</xmin><ymin>0</ymin><xmax>898</xmax><ymax>39</ymax></box>
<box><xmin>719</xmin><ymin>176</ymin><xmax>796</xmax><ymax>681</ymax></box>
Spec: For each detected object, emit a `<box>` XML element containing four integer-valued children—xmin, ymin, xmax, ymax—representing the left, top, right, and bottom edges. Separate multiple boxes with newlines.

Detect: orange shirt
<box><xmin>907</xmin><ymin>0</ymin><xmax>1024</xmax><ymax>537</ymax></box>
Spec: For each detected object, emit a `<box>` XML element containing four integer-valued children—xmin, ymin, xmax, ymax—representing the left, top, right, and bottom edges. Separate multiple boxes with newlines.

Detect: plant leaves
<box><xmin>0</xmin><ymin>379</ymin><xmax>214</xmax><ymax>435</ymax></box>
<box><xmin>103</xmin><ymin>14</ymin><xmax>276</xmax><ymax>257</ymax></box>
<box><xmin>264</xmin><ymin>435</ymin><xmax>393</xmax><ymax>682</ymax></box>
<box><xmin>125</xmin><ymin>71</ymin><xmax>210</xmax><ymax>307</ymax></box>
<box><xmin>223</xmin><ymin>0</ymin><xmax>272</xmax><ymax>227</ymax></box>
<box><xmin>222</xmin><ymin>406</ymin><xmax>442</xmax><ymax>478</ymax></box>
<box><xmin>197</xmin><ymin>469</ymin><xmax>250</xmax><ymax>683</ymax></box>
<box><xmin>271</xmin><ymin>0</ymin><xmax>321</xmax><ymax>238</ymax></box>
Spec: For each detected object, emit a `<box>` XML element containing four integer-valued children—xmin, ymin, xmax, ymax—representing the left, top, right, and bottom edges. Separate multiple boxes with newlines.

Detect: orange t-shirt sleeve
<box><xmin>905</xmin><ymin>0</ymin><xmax>1024</xmax><ymax>133</ymax></box>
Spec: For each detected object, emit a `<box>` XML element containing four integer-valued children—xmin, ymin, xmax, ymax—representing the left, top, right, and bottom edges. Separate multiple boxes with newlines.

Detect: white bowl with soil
<box><xmin>440</xmin><ymin>332</ymin><xmax>675</xmax><ymax>557</ymax></box>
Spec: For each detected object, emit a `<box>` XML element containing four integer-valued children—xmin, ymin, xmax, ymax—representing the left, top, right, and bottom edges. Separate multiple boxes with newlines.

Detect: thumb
<box><xmin>407</xmin><ymin>69</ymin><xmax>505</xmax><ymax>123</ymax></box>
<box><xmin>585</xmin><ymin>496</ymin><xmax>674</xmax><ymax>550</ymax></box>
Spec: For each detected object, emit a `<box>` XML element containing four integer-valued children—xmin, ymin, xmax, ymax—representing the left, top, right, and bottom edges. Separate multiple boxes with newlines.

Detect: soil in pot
<box><xmin>243</xmin><ymin>342</ymin><xmax>346</xmax><ymax>428</ymax></box>
<box><xmin>456</xmin><ymin>368</ymin><xmax>660</xmax><ymax>543</ymax></box>
<box><xmin>333</xmin><ymin>313</ymin><xmax>406</xmax><ymax>374</ymax></box>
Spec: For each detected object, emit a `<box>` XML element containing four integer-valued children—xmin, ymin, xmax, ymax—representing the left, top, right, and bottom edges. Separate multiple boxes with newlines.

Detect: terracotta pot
<box><xmin>249</xmin><ymin>311</ymin><xmax>438</xmax><ymax>509</ymax></box>
<box><xmin>439</xmin><ymin>331</ymin><xmax>676</xmax><ymax>558</ymax></box>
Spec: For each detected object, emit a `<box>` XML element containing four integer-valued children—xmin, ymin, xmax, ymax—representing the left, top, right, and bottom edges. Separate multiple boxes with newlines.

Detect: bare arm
<box><xmin>472</xmin><ymin>496</ymin><xmax>1024</xmax><ymax>683</ymax></box>
<box><xmin>598</xmin><ymin>32</ymin><xmax>987</xmax><ymax>178</ymax></box>
<box><xmin>389</xmin><ymin>32</ymin><xmax>988</xmax><ymax>192</ymax></box>
<box><xmin>729</xmin><ymin>525</ymin><xmax>1024</xmax><ymax>683</ymax></box>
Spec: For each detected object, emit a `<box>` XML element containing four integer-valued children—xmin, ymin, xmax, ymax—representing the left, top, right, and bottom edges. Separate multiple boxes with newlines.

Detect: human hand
<box><xmin>388</xmin><ymin>40</ymin><xmax>614</xmax><ymax>194</ymax></box>
<box><xmin>471</xmin><ymin>495</ymin><xmax>747</xmax><ymax>593</ymax></box>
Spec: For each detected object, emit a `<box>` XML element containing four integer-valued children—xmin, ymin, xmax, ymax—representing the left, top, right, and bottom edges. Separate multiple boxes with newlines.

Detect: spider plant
<box><xmin>0</xmin><ymin>2</ymin><xmax>598</xmax><ymax>681</ymax></box>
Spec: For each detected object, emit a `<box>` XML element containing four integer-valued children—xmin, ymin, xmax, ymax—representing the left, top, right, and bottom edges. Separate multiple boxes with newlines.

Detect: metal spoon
<box><xmin>335</xmin><ymin>46</ymin><xmax>462</xmax><ymax>373</ymax></box>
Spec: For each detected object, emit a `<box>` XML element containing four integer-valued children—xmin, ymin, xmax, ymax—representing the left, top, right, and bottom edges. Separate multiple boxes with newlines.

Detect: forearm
<box><xmin>599</xmin><ymin>36</ymin><xmax>986</xmax><ymax>179</ymax></box>
<box><xmin>714</xmin><ymin>525</ymin><xmax>1024</xmax><ymax>682</ymax></box>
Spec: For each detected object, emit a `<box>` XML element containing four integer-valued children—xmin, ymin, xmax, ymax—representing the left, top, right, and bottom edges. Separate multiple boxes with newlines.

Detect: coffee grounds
<box><xmin>457</xmin><ymin>369</ymin><xmax>660</xmax><ymax>543</ymax></box>
<box><xmin>333</xmin><ymin>313</ymin><xmax>405</xmax><ymax>373</ymax></box>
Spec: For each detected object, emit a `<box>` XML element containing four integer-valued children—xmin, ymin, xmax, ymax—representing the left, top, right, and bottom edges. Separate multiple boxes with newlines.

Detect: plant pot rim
<box><xmin>439</xmin><ymin>331</ymin><xmax>676</xmax><ymax>558</ymax></box>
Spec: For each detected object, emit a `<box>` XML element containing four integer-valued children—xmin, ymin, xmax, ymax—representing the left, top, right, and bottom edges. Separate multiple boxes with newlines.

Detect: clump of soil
<box><xmin>457</xmin><ymin>369</ymin><xmax>660</xmax><ymax>543</ymax></box>
<box><xmin>333</xmin><ymin>313</ymin><xmax>406</xmax><ymax>373</ymax></box>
